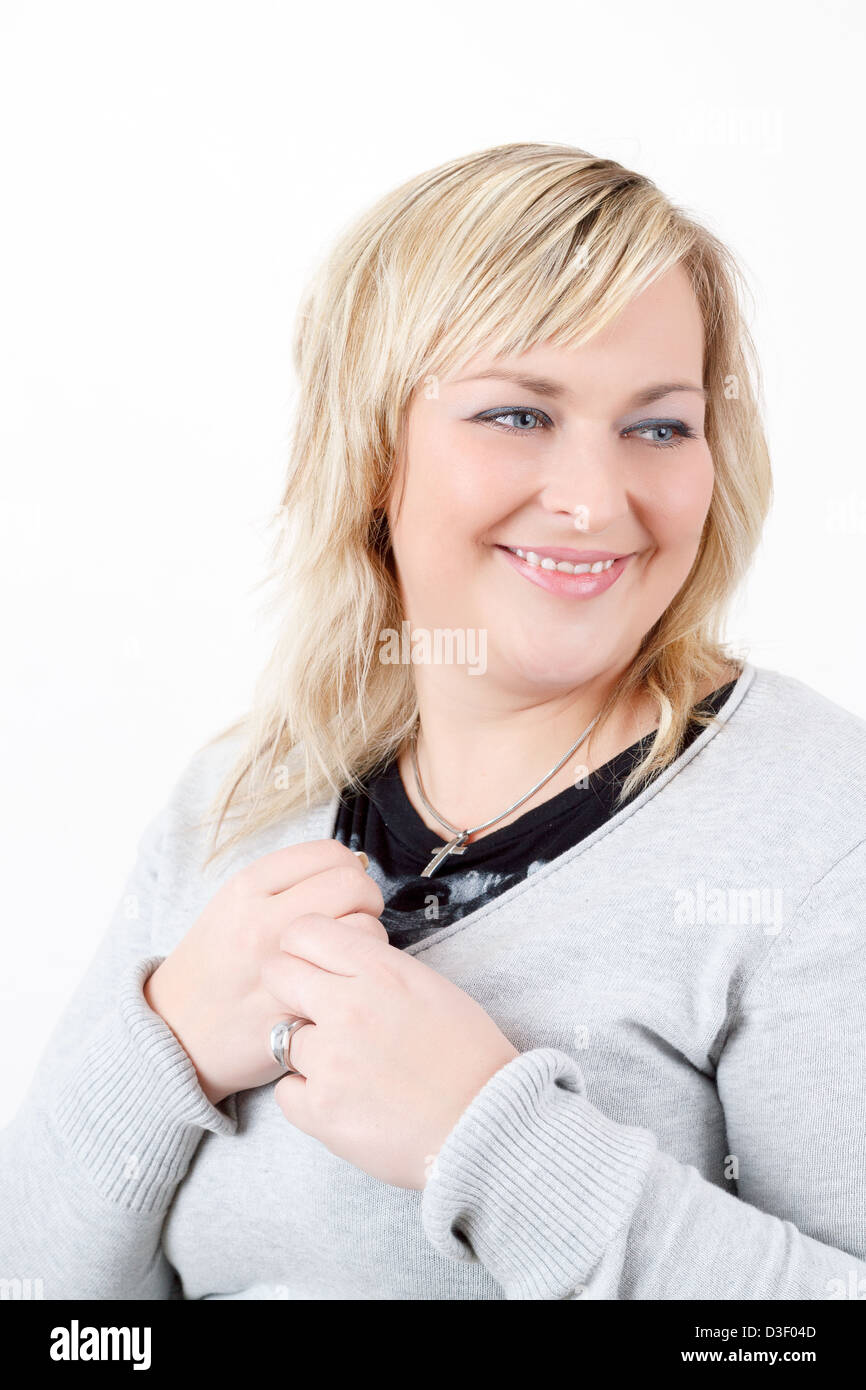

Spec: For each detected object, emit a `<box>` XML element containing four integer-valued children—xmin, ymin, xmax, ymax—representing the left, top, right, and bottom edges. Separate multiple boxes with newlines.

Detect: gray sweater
<box><xmin>2</xmin><ymin>661</ymin><xmax>865</xmax><ymax>1300</ymax></box>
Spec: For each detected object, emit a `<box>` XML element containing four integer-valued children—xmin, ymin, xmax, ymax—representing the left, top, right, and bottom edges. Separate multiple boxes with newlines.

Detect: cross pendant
<box><xmin>420</xmin><ymin>831</ymin><xmax>470</xmax><ymax>877</ymax></box>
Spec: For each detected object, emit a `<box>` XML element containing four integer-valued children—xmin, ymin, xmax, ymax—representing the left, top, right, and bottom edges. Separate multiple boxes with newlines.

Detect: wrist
<box><xmin>143</xmin><ymin>961</ymin><xmax>227</xmax><ymax>1108</ymax></box>
<box><xmin>418</xmin><ymin>1039</ymin><xmax>521</xmax><ymax>1192</ymax></box>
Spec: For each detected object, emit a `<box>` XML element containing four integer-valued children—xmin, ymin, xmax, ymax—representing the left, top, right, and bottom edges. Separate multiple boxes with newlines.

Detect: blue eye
<box><xmin>625</xmin><ymin>420</ymin><xmax>698</xmax><ymax>450</ymax></box>
<box><xmin>473</xmin><ymin>410</ymin><xmax>699</xmax><ymax>448</ymax></box>
<box><xmin>475</xmin><ymin>407</ymin><xmax>550</xmax><ymax>433</ymax></box>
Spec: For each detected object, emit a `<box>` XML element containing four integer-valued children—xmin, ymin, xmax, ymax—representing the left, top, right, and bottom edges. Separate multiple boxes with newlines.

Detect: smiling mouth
<box><xmin>494</xmin><ymin>544</ymin><xmax>636</xmax><ymax>599</ymax></box>
<box><xmin>495</xmin><ymin>545</ymin><xmax>634</xmax><ymax>575</ymax></box>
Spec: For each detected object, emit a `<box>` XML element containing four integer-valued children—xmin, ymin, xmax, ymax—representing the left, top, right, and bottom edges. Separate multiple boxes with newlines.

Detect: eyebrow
<box><xmin>453</xmin><ymin>369</ymin><xmax>708</xmax><ymax>407</ymax></box>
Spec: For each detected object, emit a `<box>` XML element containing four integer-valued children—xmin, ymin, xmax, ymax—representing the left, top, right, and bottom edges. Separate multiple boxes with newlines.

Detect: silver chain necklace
<box><xmin>410</xmin><ymin>710</ymin><xmax>602</xmax><ymax>877</ymax></box>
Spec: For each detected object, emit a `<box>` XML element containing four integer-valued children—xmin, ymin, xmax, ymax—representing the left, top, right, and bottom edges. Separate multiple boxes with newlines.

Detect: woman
<box><xmin>2</xmin><ymin>142</ymin><xmax>864</xmax><ymax>1301</ymax></box>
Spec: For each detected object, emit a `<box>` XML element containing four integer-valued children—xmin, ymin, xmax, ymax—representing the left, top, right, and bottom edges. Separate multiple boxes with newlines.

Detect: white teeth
<box><xmin>512</xmin><ymin>548</ymin><xmax>616</xmax><ymax>575</ymax></box>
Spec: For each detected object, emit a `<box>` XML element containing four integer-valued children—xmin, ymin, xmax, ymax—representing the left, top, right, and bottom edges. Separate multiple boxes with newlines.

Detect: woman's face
<box><xmin>386</xmin><ymin>263</ymin><xmax>714</xmax><ymax>696</ymax></box>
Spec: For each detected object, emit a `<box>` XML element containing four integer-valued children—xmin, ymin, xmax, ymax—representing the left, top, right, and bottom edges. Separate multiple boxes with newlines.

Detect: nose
<box><xmin>535</xmin><ymin>434</ymin><xmax>631</xmax><ymax>535</ymax></box>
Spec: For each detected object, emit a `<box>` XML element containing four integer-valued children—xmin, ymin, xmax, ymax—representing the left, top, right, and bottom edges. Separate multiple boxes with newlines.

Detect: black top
<box><xmin>332</xmin><ymin>680</ymin><xmax>738</xmax><ymax>950</ymax></box>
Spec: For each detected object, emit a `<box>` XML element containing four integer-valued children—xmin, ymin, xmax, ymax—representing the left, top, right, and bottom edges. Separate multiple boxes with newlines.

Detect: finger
<box><xmin>265</xmin><ymin>862</ymin><xmax>385</xmax><ymax>929</ymax></box>
<box><xmin>260</xmin><ymin>939</ymin><xmax>349</xmax><ymax>1019</ymax></box>
<box><xmin>239</xmin><ymin>838</ymin><xmax>363</xmax><ymax>897</ymax></box>
<box><xmin>274</xmin><ymin>1072</ymin><xmax>312</xmax><ymax>1133</ymax></box>
<box><xmin>336</xmin><ymin>911</ymin><xmax>389</xmax><ymax>943</ymax></box>
<box><xmin>279</xmin><ymin>911</ymin><xmax>391</xmax><ymax>975</ymax></box>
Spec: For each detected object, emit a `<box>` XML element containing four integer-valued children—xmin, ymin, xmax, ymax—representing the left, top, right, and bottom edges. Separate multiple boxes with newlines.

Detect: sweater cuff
<box><xmin>52</xmin><ymin>955</ymin><xmax>238</xmax><ymax>1215</ymax></box>
<box><xmin>421</xmin><ymin>1047</ymin><xmax>658</xmax><ymax>1300</ymax></box>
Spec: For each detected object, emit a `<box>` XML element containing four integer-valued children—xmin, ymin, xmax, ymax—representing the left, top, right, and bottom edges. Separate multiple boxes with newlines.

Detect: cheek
<box><xmin>420</xmin><ymin>428</ymin><xmax>514</xmax><ymax>521</ymax></box>
<box><xmin>393</xmin><ymin>430</ymin><xmax>517</xmax><ymax>561</ymax></box>
<box><xmin>640</xmin><ymin>449</ymin><xmax>715</xmax><ymax>546</ymax></box>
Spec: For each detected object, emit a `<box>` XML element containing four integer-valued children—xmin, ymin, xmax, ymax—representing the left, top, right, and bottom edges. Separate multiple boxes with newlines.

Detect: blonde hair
<box><xmin>201</xmin><ymin>140</ymin><xmax>771</xmax><ymax>864</ymax></box>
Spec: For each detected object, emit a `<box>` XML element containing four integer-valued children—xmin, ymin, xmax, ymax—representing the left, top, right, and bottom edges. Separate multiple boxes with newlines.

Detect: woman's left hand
<box><xmin>261</xmin><ymin>913</ymin><xmax>519</xmax><ymax>1188</ymax></box>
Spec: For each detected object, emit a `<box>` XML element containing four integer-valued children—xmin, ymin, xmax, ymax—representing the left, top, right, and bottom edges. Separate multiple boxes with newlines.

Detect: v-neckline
<box><xmin>306</xmin><ymin>661</ymin><xmax>758</xmax><ymax>958</ymax></box>
<box><xmin>363</xmin><ymin>674</ymin><xmax>738</xmax><ymax>865</ymax></box>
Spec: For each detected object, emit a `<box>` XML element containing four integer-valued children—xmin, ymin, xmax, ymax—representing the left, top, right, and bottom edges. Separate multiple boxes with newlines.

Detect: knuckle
<box><xmin>279</xmin><ymin>911</ymin><xmax>319</xmax><ymax>952</ymax></box>
<box><xmin>222</xmin><ymin>879</ymin><xmax>267</xmax><ymax>952</ymax></box>
<box><xmin>222</xmin><ymin>866</ymin><xmax>258</xmax><ymax>923</ymax></box>
<box><xmin>330</xmin><ymin>863</ymin><xmax>361</xmax><ymax>898</ymax></box>
<box><xmin>331</xmin><ymin>837</ymin><xmax>366</xmax><ymax>864</ymax></box>
<box><xmin>348</xmin><ymin>869</ymin><xmax>385</xmax><ymax>919</ymax></box>
<box><xmin>366</xmin><ymin>878</ymin><xmax>386</xmax><ymax>915</ymax></box>
<box><xmin>339</xmin><ymin>922</ymin><xmax>389</xmax><ymax>961</ymax></box>
<box><xmin>229</xmin><ymin>860</ymin><xmax>257</xmax><ymax>895</ymax></box>
<box><xmin>357</xmin><ymin>929</ymin><xmax>390</xmax><ymax>962</ymax></box>
<box><xmin>355</xmin><ymin>912</ymin><xmax>389</xmax><ymax>942</ymax></box>
<box><xmin>238</xmin><ymin>909</ymin><xmax>267</xmax><ymax>956</ymax></box>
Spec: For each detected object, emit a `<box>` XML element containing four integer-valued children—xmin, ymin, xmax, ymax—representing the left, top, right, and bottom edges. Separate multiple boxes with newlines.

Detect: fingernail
<box><xmin>352</xmin><ymin>850</ymin><xmax>370</xmax><ymax>871</ymax></box>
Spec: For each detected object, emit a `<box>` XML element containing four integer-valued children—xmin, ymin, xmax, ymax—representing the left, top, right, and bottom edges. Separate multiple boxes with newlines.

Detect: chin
<box><xmin>491</xmin><ymin>646</ymin><xmax>599</xmax><ymax>690</ymax></box>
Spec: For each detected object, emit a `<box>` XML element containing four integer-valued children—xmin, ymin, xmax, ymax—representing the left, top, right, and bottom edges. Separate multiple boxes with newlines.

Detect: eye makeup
<box><xmin>622</xmin><ymin>419</ymin><xmax>699</xmax><ymax>450</ymax></box>
<box><xmin>471</xmin><ymin>406</ymin><xmax>700</xmax><ymax>449</ymax></box>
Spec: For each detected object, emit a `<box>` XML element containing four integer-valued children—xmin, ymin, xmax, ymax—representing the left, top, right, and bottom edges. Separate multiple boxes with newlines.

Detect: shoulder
<box><xmin>149</xmin><ymin>721</ymin><xmax>336</xmax><ymax>896</ymax></box>
<box><xmin>719</xmin><ymin>660</ymin><xmax>866</xmax><ymax>842</ymax></box>
<box><xmin>135</xmin><ymin>723</ymin><xmax>252</xmax><ymax>896</ymax></box>
<box><xmin>143</xmin><ymin>723</ymin><xmax>321</xmax><ymax>950</ymax></box>
<box><xmin>163</xmin><ymin>721</ymin><xmax>251</xmax><ymax>830</ymax></box>
<box><xmin>737</xmin><ymin>663</ymin><xmax>866</xmax><ymax>758</ymax></box>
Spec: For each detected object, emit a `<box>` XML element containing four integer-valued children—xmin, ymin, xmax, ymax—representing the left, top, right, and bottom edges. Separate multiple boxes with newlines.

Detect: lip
<box><xmin>499</xmin><ymin>546</ymin><xmax>632</xmax><ymax>564</ymax></box>
<box><xmin>495</xmin><ymin>544</ymin><xmax>635</xmax><ymax>599</ymax></box>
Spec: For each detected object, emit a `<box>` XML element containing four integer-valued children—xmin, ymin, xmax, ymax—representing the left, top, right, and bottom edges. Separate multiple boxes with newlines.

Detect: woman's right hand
<box><xmin>143</xmin><ymin>839</ymin><xmax>386</xmax><ymax>1106</ymax></box>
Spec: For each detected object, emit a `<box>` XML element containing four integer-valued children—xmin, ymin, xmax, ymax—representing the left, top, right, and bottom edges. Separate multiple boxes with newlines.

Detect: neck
<box><xmin>397</xmin><ymin>657</ymin><xmax>740</xmax><ymax>843</ymax></box>
<box><xmin>398</xmin><ymin>660</ymin><xmax>641</xmax><ymax>840</ymax></box>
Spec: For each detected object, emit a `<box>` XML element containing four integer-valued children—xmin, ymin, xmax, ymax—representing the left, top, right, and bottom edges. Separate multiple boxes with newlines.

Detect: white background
<box><xmin>1</xmin><ymin>0</ymin><xmax>864</xmax><ymax>1121</ymax></box>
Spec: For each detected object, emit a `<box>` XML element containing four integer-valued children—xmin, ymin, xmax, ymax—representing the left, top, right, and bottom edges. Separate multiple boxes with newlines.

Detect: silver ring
<box><xmin>269</xmin><ymin>1018</ymin><xmax>311</xmax><ymax>1075</ymax></box>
